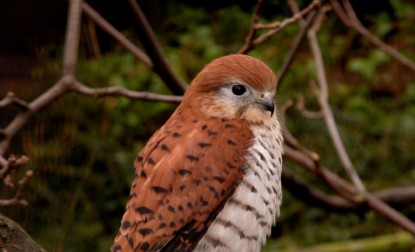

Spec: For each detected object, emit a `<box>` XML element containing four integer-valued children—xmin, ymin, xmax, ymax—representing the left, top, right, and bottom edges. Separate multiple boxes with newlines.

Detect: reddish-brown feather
<box><xmin>188</xmin><ymin>54</ymin><xmax>276</xmax><ymax>95</ymax></box>
<box><xmin>113</xmin><ymin>104</ymin><xmax>253</xmax><ymax>251</ymax></box>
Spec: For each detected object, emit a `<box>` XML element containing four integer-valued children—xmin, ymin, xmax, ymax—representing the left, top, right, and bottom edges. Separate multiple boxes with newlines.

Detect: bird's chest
<box><xmin>195</xmin><ymin>121</ymin><xmax>283</xmax><ymax>252</ymax></box>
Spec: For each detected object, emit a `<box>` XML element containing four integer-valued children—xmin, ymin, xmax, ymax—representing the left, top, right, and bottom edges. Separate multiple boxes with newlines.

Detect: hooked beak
<box><xmin>256</xmin><ymin>97</ymin><xmax>275</xmax><ymax>117</ymax></box>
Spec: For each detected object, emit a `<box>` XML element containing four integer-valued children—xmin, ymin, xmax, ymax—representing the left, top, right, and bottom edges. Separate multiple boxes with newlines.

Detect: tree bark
<box><xmin>0</xmin><ymin>213</ymin><xmax>46</xmax><ymax>252</ymax></box>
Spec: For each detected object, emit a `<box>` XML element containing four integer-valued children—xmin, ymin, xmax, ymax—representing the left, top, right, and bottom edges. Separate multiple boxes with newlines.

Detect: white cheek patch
<box><xmin>205</xmin><ymin>87</ymin><xmax>248</xmax><ymax>118</ymax></box>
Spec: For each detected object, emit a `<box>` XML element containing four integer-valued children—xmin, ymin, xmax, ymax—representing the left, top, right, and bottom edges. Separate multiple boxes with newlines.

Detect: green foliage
<box><xmin>390</xmin><ymin>0</ymin><xmax>415</xmax><ymax>19</ymax></box>
<box><xmin>374</xmin><ymin>12</ymin><xmax>393</xmax><ymax>38</ymax></box>
<box><xmin>161</xmin><ymin>4</ymin><xmax>253</xmax><ymax>80</ymax></box>
<box><xmin>347</xmin><ymin>49</ymin><xmax>391</xmax><ymax>79</ymax></box>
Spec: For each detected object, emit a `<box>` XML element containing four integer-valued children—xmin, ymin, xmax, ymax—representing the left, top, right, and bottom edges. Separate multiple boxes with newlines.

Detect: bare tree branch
<box><xmin>276</xmin><ymin>9</ymin><xmax>318</xmax><ymax>83</ymax></box>
<box><xmin>0</xmin><ymin>170</ymin><xmax>32</xmax><ymax>207</ymax></box>
<box><xmin>284</xmin><ymin>143</ymin><xmax>415</xmax><ymax>237</ymax></box>
<box><xmin>283</xmin><ymin>145</ymin><xmax>359</xmax><ymax>196</ymax></box>
<box><xmin>84</xmin><ymin>15</ymin><xmax>101</xmax><ymax>58</ymax></box>
<box><xmin>283</xmin><ymin>167</ymin><xmax>415</xmax><ymax>212</ymax></box>
<box><xmin>294</xmin><ymin>94</ymin><xmax>324</xmax><ymax>119</ymax></box>
<box><xmin>81</xmin><ymin>2</ymin><xmax>153</xmax><ymax>68</ymax></box>
<box><xmin>128</xmin><ymin>0</ymin><xmax>188</xmax><ymax>95</ymax></box>
<box><xmin>331</xmin><ymin>0</ymin><xmax>415</xmax><ymax>72</ymax></box>
<box><xmin>365</xmin><ymin>194</ymin><xmax>415</xmax><ymax>235</ymax></box>
<box><xmin>62</xmin><ymin>0</ymin><xmax>83</xmax><ymax>76</ymax></box>
<box><xmin>290</xmin><ymin>1</ymin><xmax>365</xmax><ymax>192</ymax></box>
<box><xmin>0</xmin><ymin>92</ymin><xmax>29</xmax><ymax>110</ymax></box>
<box><xmin>329</xmin><ymin>0</ymin><xmax>352</xmax><ymax>26</ymax></box>
<box><xmin>252</xmin><ymin>1</ymin><xmax>321</xmax><ymax>50</ymax></box>
<box><xmin>0</xmin><ymin>155</ymin><xmax>29</xmax><ymax>180</ymax></box>
<box><xmin>376</xmin><ymin>186</ymin><xmax>415</xmax><ymax>206</ymax></box>
<box><xmin>0</xmin><ymin>0</ymin><xmax>184</xmax><ymax>213</ymax></box>
<box><xmin>0</xmin><ymin>156</ymin><xmax>31</xmax><ymax>207</ymax></box>
<box><xmin>238</xmin><ymin>0</ymin><xmax>264</xmax><ymax>54</ymax></box>
<box><xmin>238</xmin><ymin>0</ymin><xmax>320</xmax><ymax>54</ymax></box>
<box><xmin>282</xmin><ymin>168</ymin><xmax>360</xmax><ymax>212</ymax></box>
<box><xmin>279</xmin><ymin>100</ymin><xmax>356</xmax><ymax>195</ymax></box>
<box><xmin>0</xmin><ymin>77</ymin><xmax>70</xmax><ymax>157</ymax></box>
<box><xmin>0</xmin><ymin>213</ymin><xmax>47</xmax><ymax>251</ymax></box>
<box><xmin>71</xmin><ymin>81</ymin><xmax>182</xmax><ymax>103</ymax></box>
<box><xmin>255</xmin><ymin>0</ymin><xmax>319</xmax><ymax>30</ymax></box>
<box><xmin>304</xmin><ymin>5</ymin><xmax>366</xmax><ymax>192</ymax></box>
<box><xmin>0</xmin><ymin>0</ymin><xmax>160</xmax><ymax>213</ymax></box>
<box><xmin>280</xmin><ymin>101</ymin><xmax>333</xmax><ymax>183</ymax></box>
<box><xmin>0</xmin><ymin>0</ymin><xmax>185</xmax><ymax>166</ymax></box>
<box><xmin>1</xmin><ymin>0</ymin><xmax>414</xmax><ymax>246</ymax></box>
<box><xmin>282</xmin><ymin>1</ymin><xmax>415</xmax><ymax>236</ymax></box>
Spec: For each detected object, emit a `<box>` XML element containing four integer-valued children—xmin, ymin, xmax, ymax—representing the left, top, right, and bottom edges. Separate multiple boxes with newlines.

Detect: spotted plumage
<box><xmin>112</xmin><ymin>54</ymin><xmax>283</xmax><ymax>252</ymax></box>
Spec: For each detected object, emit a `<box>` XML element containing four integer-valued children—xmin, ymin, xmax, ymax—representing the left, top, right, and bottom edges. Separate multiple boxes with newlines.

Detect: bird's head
<box><xmin>183</xmin><ymin>54</ymin><xmax>278</xmax><ymax>122</ymax></box>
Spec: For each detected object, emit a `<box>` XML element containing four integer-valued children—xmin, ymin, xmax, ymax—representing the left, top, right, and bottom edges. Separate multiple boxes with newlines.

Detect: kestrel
<box><xmin>112</xmin><ymin>54</ymin><xmax>283</xmax><ymax>252</ymax></box>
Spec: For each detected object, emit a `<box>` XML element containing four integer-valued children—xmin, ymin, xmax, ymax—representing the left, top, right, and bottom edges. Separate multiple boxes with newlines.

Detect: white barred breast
<box><xmin>194</xmin><ymin>119</ymin><xmax>283</xmax><ymax>252</ymax></box>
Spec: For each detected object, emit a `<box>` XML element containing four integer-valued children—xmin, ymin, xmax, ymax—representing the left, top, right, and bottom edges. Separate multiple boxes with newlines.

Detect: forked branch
<box><xmin>238</xmin><ymin>0</ymin><xmax>321</xmax><ymax>54</ymax></box>
<box><xmin>71</xmin><ymin>81</ymin><xmax>182</xmax><ymax>103</ymax></box>
<box><xmin>81</xmin><ymin>2</ymin><xmax>153</xmax><ymax>68</ymax></box>
<box><xmin>0</xmin><ymin>155</ymin><xmax>31</xmax><ymax>207</ymax></box>
<box><xmin>331</xmin><ymin>0</ymin><xmax>415</xmax><ymax>71</ymax></box>
<box><xmin>284</xmin><ymin>0</ymin><xmax>415</xmax><ymax>236</ymax></box>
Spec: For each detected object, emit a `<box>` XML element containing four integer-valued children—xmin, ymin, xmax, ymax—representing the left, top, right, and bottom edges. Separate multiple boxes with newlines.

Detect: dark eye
<box><xmin>231</xmin><ymin>85</ymin><xmax>247</xmax><ymax>96</ymax></box>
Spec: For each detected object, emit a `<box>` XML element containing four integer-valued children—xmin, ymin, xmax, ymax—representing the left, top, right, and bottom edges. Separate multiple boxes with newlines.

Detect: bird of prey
<box><xmin>112</xmin><ymin>54</ymin><xmax>283</xmax><ymax>252</ymax></box>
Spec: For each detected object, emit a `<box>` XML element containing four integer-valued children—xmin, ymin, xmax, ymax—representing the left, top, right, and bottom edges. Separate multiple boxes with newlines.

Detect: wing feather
<box><xmin>113</xmin><ymin>107</ymin><xmax>253</xmax><ymax>251</ymax></box>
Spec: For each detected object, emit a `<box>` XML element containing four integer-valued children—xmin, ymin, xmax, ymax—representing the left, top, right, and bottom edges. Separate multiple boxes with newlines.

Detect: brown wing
<box><xmin>112</xmin><ymin>107</ymin><xmax>253</xmax><ymax>252</ymax></box>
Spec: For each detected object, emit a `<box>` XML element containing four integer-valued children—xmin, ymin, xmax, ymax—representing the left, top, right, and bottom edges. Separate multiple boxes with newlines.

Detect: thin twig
<box><xmin>252</xmin><ymin>1</ymin><xmax>321</xmax><ymax>49</ymax></box>
<box><xmin>307</xmin><ymin>8</ymin><xmax>366</xmax><ymax>192</ymax></box>
<box><xmin>0</xmin><ymin>92</ymin><xmax>29</xmax><ymax>110</ymax></box>
<box><xmin>277</xmin><ymin>7</ymin><xmax>319</xmax><ymax>83</ymax></box>
<box><xmin>0</xmin><ymin>155</ymin><xmax>30</xmax><ymax>180</ymax></box>
<box><xmin>288</xmin><ymin>0</ymin><xmax>366</xmax><ymax>192</ymax></box>
<box><xmin>295</xmin><ymin>94</ymin><xmax>324</xmax><ymax>119</ymax></box>
<box><xmin>238</xmin><ymin>0</ymin><xmax>265</xmax><ymax>54</ymax></box>
<box><xmin>81</xmin><ymin>2</ymin><xmax>153</xmax><ymax>68</ymax></box>
<box><xmin>314</xmin><ymin>155</ymin><xmax>364</xmax><ymax>204</ymax></box>
<box><xmin>280</xmin><ymin>99</ymin><xmax>357</xmax><ymax>196</ymax></box>
<box><xmin>282</xmin><ymin>168</ymin><xmax>360</xmax><ymax>212</ymax></box>
<box><xmin>0</xmin><ymin>77</ymin><xmax>71</xmax><ymax>157</ymax></box>
<box><xmin>71</xmin><ymin>81</ymin><xmax>182</xmax><ymax>103</ymax></box>
<box><xmin>329</xmin><ymin>0</ymin><xmax>352</xmax><ymax>26</ymax></box>
<box><xmin>333</xmin><ymin>0</ymin><xmax>415</xmax><ymax>71</ymax></box>
<box><xmin>238</xmin><ymin>0</ymin><xmax>320</xmax><ymax>54</ymax></box>
<box><xmin>280</xmin><ymin>100</ymin><xmax>315</xmax><ymax>154</ymax></box>
<box><xmin>84</xmin><ymin>11</ymin><xmax>101</xmax><ymax>58</ymax></box>
<box><xmin>0</xmin><ymin>0</ymin><xmax>83</xmax><ymax>156</ymax></box>
<box><xmin>283</xmin><ymin>167</ymin><xmax>415</xmax><ymax>212</ymax></box>
<box><xmin>0</xmin><ymin>170</ymin><xmax>33</xmax><ymax>207</ymax></box>
<box><xmin>0</xmin><ymin>157</ymin><xmax>13</xmax><ymax>181</ymax></box>
<box><xmin>283</xmin><ymin>145</ymin><xmax>357</xmax><ymax>195</ymax></box>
